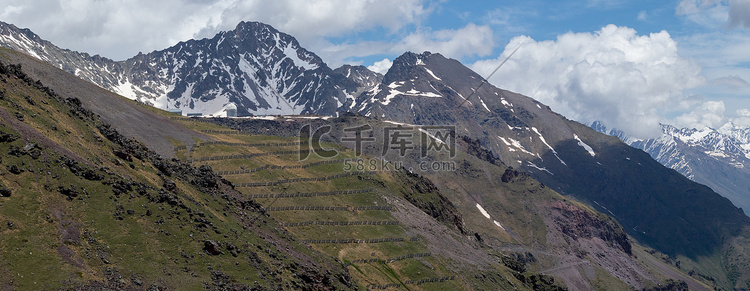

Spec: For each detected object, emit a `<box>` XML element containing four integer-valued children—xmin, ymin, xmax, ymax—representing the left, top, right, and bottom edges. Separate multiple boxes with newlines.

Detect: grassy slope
<box><xmin>0</xmin><ymin>60</ymin><xmax>351</xmax><ymax>289</ymax></box>
<box><xmin>168</xmin><ymin>117</ymin><xmax>489</xmax><ymax>290</ymax></box>
<box><xmin>199</xmin><ymin>115</ymin><xmax>714</xmax><ymax>290</ymax></box>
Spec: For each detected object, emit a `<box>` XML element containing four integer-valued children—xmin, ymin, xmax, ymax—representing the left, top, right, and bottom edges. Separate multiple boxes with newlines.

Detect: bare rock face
<box><xmin>550</xmin><ymin>200</ymin><xmax>632</xmax><ymax>255</ymax></box>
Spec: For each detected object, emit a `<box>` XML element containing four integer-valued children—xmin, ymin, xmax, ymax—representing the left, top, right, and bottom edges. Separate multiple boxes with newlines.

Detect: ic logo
<box><xmin>298</xmin><ymin>124</ymin><xmax>338</xmax><ymax>161</ymax></box>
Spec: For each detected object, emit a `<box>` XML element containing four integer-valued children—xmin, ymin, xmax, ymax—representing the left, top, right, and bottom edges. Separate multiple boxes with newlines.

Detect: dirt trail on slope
<box><xmin>0</xmin><ymin>49</ymin><xmax>209</xmax><ymax>158</ymax></box>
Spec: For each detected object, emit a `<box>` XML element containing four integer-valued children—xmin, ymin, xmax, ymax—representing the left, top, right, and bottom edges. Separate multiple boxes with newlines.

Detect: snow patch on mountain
<box><xmin>283</xmin><ymin>43</ymin><xmax>317</xmax><ymax>71</ymax></box>
<box><xmin>476</xmin><ymin>204</ymin><xmax>491</xmax><ymax>219</ymax></box>
<box><xmin>478</xmin><ymin>97</ymin><xmax>490</xmax><ymax>112</ymax></box>
<box><xmin>380</xmin><ymin>81</ymin><xmax>442</xmax><ymax>105</ymax></box>
<box><xmin>532</xmin><ymin>127</ymin><xmax>566</xmax><ymax>166</ymax></box>
<box><xmin>423</xmin><ymin>67</ymin><xmax>441</xmax><ymax>81</ymax></box>
<box><xmin>527</xmin><ymin>162</ymin><xmax>554</xmax><ymax>175</ymax></box>
<box><xmin>499</xmin><ymin>136</ymin><xmax>536</xmax><ymax>156</ymax></box>
<box><xmin>574</xmin><ymin>134</ymin><xmax>596</xmax><ymax>157</ymax></box>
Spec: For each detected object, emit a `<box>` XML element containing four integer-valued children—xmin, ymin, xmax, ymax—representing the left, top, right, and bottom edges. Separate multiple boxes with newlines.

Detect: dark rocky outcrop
<box><xmin>551</xmin><ymin>200</ymin><xmax>632</xmax><ymax>255</ymax></box>
<box><xmin>203</xmin><ymin>240</ymin><xmax>223</xmax><ymax>256</ymax></box>
<box><xmin>398</xmin><ymin>168</ymin><xmax>467</xmax><ymax>234</ymax></box>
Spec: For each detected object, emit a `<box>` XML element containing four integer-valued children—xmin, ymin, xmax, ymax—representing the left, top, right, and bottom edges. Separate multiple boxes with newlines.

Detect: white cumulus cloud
<box><xmin>673</xmin><ymin>100</ymin><xmax>726</xmax><ymax>129</ymax></box>
<box><xmin>367</xmin><ymin>58</ymin><xmax>393</xmax><ymax>74</ymax></box>
<box><xmin>472</xmin><ymin>24</ymin><xmax>705</xmax><ymax>139</ymax></box>
<box><xmin>731</xmin><ymin>108</ymin><xmax>750</xmax><ymax>127</ymax></box>
<box><xmin>392</xmin><ymin>23</ymin><xmax>495</xmax><ymax>61</ymax></box>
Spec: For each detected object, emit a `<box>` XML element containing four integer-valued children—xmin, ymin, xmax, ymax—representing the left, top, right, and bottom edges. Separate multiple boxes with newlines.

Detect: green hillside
<box><xmin>0</xmin><ymin>55</ymin><xmax>712</xmax><ymax>290</ymax></box>
<box><xmin>0</xmin><ymin>60</ymin><xmax>353</xmax><ymax>289</ymax></box>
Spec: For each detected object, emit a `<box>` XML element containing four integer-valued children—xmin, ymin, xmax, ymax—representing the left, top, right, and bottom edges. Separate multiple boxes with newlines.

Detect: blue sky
<box><xmin>354</xmin><ymin>0</ymin><xmax>678</xmax><ymax>64</ymax></box>
<box><xmin>1</xmin><ymin>0</ymin><xmax>749</xmax><ymax>137</ymax></box>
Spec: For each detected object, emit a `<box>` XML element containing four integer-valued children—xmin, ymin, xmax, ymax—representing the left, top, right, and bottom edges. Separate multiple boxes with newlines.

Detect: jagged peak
<box><xmin>382</xmin><ymin>51</ymin><xmax>445</xmax><ymax>84</ymax></box>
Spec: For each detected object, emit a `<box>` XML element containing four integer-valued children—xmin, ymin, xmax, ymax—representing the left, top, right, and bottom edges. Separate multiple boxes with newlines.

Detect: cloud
<box><xmin>1</xmin><ymin>0</ymin><xmax>233</xmax><ymax>60</ymax></box>
<box><xmin>676</xmin><ymin>0</ymin><xmax>729</xmax><ymax>28</ymax></box>
<box><xmin>673</xmin><ymin>101</ymin><xmax>726</xmax><ymax>128</ymax></box>
<box><xmin>712</xmin><ymin>75</ymin><xmax>750</xmax><ymax>89</ymax></box>
<box><xmin>638</xmin><ymin>10</ymin><xmax>648</xmax><ymax>21</ymax></box>
<box><xmin>392</xmin><ymin>23</ymin><xmax>495</xmax><ymax>60</ymax></box>
<box><xmin>211</xmin><ymin>0</ymin><xmax>431</xmax><ymax>45</ymax></box>
<box><xmin>0</xmin><ymin>0</ymin><xmax>496</xmax><ymax>69</ymax></box>
<box><xmin>732</xmin><ymin>108</ymin><xmax>750</xmax><ymax>126</ymax></box>
<box><xmin>676</xmin><ymin>0</ymin><xmax>750</xmax><ymax>29</ymax></box>
<box><xmin>729</xmin><ymin>0</ymin><xmax>750</xmax><ymax>28</ymax></box>
<box><xmin>0</xmin><ymin>0</ymin><xmax>432</xmax><ymax>61</ymax></box>
<box><xmin>367</xmin><ymin>58</ymin><xmax>393</xmax><ymax>74</ymax></box>
<box><xmin>471</xmin><ymin>24</ymin><xmax>705</xmax><ymax>139</ymax></box>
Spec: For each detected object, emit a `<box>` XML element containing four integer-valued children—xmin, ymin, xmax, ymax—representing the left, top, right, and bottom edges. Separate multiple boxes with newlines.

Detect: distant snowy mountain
<box><xmin>593</xmin><ymin>121</ymin><xmax>750</xmax><ymax>214</ymax></box>
<box><xmin>0</xmin><ymin>21</ymin><xmax>364</xmax><ymax>116</ymax></box>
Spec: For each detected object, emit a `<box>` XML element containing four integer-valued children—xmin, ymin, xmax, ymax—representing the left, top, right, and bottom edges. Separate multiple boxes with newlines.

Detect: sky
<box><xmin>1</xmin><ymin>0</ymin><xmax>749</xmax><ymax>138</ymax></box>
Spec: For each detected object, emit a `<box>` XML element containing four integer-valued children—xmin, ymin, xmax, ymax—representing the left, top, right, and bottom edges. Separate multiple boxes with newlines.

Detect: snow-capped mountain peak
<box><xmin>593</xmin><ymin>121</ymin><xmax>750</xmax><ymax>215</ymax></box>
<box><xmin>0</xmin><ymin>21</ymin><xmax>361</xmax><ymax>116</ymax></box>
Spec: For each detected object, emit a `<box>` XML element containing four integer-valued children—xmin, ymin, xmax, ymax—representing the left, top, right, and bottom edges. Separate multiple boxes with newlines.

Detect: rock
<box><xmin>163</xmin><ymin>179</ymin><xmax>177</xmax><ymax>192</ymax></box>
<box><xmin>28</xmin><ymin>149</ymin><xmax>41</xmax><ymax>160</ymax></box>
<box><xmin>23</xmin><ymin>143</ymin><xmax>35</xmax><ymax>151</ymax></box>
<box><xmin>131</xmin><ymin>275</ymin><xmax>143</xmax><ymax>286</ymax></box>
<box><xmin>82</xmin><ymin>169</ymin><xmax>104</xmax><ymax>181</ymax></box>
<box><xmin>58</xmin><ymin>184</ymin><xmax>81</xmax><ymax>200</ymax></box>
<box><xmin>552</xmin><ymin>200</ymin><xmax>632</xmax><ymax>255</ymax></box>
<box><xmin>114</xmin><ymin>149</ymin><xmax>133</xmax><ymax>162</ymax></box>
<box><xmin>0</xmin><ymin>187</ymin><xmax>11</xmax><ymax>197</ymax></box>
<box><xmin>7</xmin><ymin>165</ymin><xmax>23</xmax><ymax>174</ymax></box>
<box><xmin>0</xmin><ymin>132</ymin><xmax>18</xmax><ymax>143</ymax></box>
<box><xmin>7</xmin><ymin>146</ymin><xmax>24</xmax><ymax>157</ymax></box>
<box><xmin>203</xmin><ymin>240</ymin><xmax>222</xmax><ymax>255</ymax></box>
<box><xmin>501</xmin><ymin>167</ymin><xmax>529</xmax><ymax>183</ymax></box>
<box><xmin>226</xmin><ymin>243</ymin><xmax>238</xmax><ymax>257</ymax></box>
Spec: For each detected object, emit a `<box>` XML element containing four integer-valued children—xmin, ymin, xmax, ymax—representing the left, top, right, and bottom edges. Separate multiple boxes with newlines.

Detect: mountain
<box><xmin>0</xmin><ymin>21</ymin><xmax>362</xmax><ymax>116</ymax></box>
<box><xmin>593</xmin><ymin>121</ymin><xmax>750</xmax><ymax>216</ymax></box>
<box><xmin>0</xmin><ymin>51</ymin><xmax>355</xmax><ymax>289</ymax></box>
<box><xmin>2</xmin><ymin>45</ymin><xmax>704</xmax><ymax>291</ymax></box>
<box><xmin>0</xmin><ymin>46</ymin><xmax>206</xmax><ymax>159</ymax></box>
<box><xmin>333</xmin><ymin>64</ymin><xmax>382</xmax><ymax>110</ymax></box>
<box><xmin>205</xmin><ymin>112</ymin><xmax>711</xmax><ymax>291</ymax></box>
<box><xmin>346</xmin><ymin>51</ymin><xmax>750</xmax><ymax>289</ymax></box>
<box><xmin>4</xmin><ymin>20</ymin><xmax>750</xmax><ymax>288</ymax></box>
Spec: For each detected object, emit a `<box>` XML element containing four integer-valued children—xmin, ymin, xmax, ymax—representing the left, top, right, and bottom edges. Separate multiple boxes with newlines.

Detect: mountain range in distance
<box><xmin>592</xmin><ymin>121</ymin><xmax>750</xmax><ymax>215</ymax></box>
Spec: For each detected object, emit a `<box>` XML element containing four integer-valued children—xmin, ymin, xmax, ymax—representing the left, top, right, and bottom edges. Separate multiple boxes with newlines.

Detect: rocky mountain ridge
<box><xmin>592</xmin><ymin>121</ymin><xmax>750</xmax><ymax>215</ymax></box>
<box><xmin>343</xmin><ymin>50</ymin><xmax>750</xmax><ymax>289</ymax></box>
<box><xmin>0</xmin><ymin>21</ymin><xmax>362</xmax><ymax>116</ymax></box>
